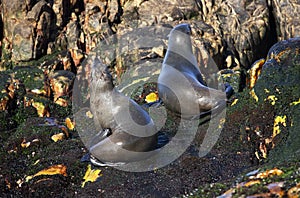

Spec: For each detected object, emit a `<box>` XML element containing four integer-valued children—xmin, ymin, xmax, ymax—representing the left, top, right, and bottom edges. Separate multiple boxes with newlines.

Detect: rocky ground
<box><xmin>0</xmin><ymin>0</ymin><xmax>299</xmax><ymax>197</ymax></box>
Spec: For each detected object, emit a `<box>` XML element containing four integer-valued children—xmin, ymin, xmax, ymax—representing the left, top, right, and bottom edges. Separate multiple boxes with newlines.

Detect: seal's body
<box><xmin>158</xmin><ymin>24</ymin><xmax>226</xmax><ymax>119</ymax></box>
<box><xmin>89</xmin><ymin>58</ymin><xmax>157</xmax><ymax>166</ymax></box>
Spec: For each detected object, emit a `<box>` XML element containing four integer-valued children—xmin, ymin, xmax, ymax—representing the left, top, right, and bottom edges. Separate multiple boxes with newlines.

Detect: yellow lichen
<box><xmin>250</xmin><ymin>89</ymin><xmax>258</xmax><ymax>102</ymax></box>
<box><xmin>290</xmin><ymin>98</ymin><xmax>300</xmax><ymax>106</ymax></box>
<box><xmin>273</xmin><ymin>115</ymin><xmax>287</xmax><ymax>138</ymax></box>
<box><xmin>230</xmin><ymin>98</ymin><xmax>238</xmax><ymax>106</ymax></box>
<box><xmin>266</xmin><ymin>95</ymin><xmax>278</xmax><ymax>105</ymax></box>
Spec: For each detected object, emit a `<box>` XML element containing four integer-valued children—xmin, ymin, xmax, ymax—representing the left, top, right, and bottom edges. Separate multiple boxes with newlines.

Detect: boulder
<box><xmin>253</xmin><ymin>37</ymin><xmax>300</xmax><ymax>163</ymax></box>
<box><xmin>1</xmin><ymin>0</ymin><xmax>56</xmax><ymax>62</ymax></box>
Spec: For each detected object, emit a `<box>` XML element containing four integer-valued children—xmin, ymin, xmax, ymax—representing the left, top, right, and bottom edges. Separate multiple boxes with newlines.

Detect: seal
<box><xmin>89</xmin><ymin>58</ymin><xmax>158</xmax><ymax>166</ymax></box>
<box><xmin>158</xmin><ymin>23</ymin><xmax>228</xmax><ymax>119</ymax></box>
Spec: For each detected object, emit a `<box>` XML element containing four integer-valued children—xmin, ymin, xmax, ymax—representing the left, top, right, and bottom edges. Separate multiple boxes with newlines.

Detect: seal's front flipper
<box><xmin>90</xmin><ymin>155</ymin><xmax>126</xmax><ymax>167</ymax></box>
<box><xmin>87</xmin><ymin>128</ymin><xmax>112</xmax><ymax>148</ymax></box>
<box><xmin>225</xmin><ymin>83</ymin><xmax>234</xmax><ymax>99</ymax></box>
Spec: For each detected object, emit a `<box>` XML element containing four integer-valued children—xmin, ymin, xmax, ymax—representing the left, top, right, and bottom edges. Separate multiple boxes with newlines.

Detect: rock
<box><xmin>196</xmin><ymin>0</ymin><xmax>275</xmax><ymax>70</ymax></box>
<box><xmin>218</xmin><ymin>69</ymin><xmax>242</xmax><ymax>93</ymax></box>
<box><xmin>107</xmin><ymin>0</ymin><xmax>122</xmax><ymax>23</ymax></box>
<box><xmin>13</xmin><ymin>66</ymin><xmax>45</xmax><ymax>95</ymax></box>
<box><xmin>52</xmin><ymin>0</ymin><xmax>72</xmax><ymax>28</ymax></box>
<box><xmin>121</xmin><ymin>0</ymin><xmax>198</xmax><ymax>27</ymax></box>
<box><xmin>0</xmin><ymin>72</ymin><xmax>12</xmax><ymax>111</ymax></box>
<box><xmin>65</xmin><ymin>13</ymin><xmax>84</xmax><ymax>50</ymax></box>
<box><xmin>23</xmin><ymin>93</ymin><xmax>51</xmax><ymax>118</ymax></box>
<box><xmin>1</xmin><ymin>0</ymin><xmax>57</xmax><ymax>62</ymax></box>
<box><xmin>49</xmin><ymin>70</ymin><xmax>75</xmax><ymax>107</ymax></box>
<box><xmin>82</xmin><ymin>0</ymin><xmax>113</xmax><ymax>53</ymax></box>
<box><xmin>271</xmin><ymin>0</ymin><xmax>300</xmax><ymax>40</ymax></box>
<box><xmin>41</xmin><ymin>51</ymin><xmax>77</xmax><ymax>74</ymax></box>
<box><xmin>253</xmin><ymin>37</ymin><xmax>300</xmax><ymax>163</ymax></box>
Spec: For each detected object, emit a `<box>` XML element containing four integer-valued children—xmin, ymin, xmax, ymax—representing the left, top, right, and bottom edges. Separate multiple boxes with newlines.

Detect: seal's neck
<box><xmin>165</xmin><ymin>33</ymin><xmax>197</xmax><ymax>67</ymax></box>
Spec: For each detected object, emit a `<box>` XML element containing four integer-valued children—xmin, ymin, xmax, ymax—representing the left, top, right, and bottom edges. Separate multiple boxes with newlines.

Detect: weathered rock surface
<box><xmin>254</xmin><ymin>37</ymin><xmax>300</xmax><ymax>163</ymax></box>
<box><xmin>271</xmin><ymin>0</ymin><xmax>300</xmax><ymax>40</ymax></box>
<box><xmin>0</xmin><ymin>0</ymin><xmax>299</xmax><ymax>197</ymax></box>
<box><xmin>0</xmin><ymin>0</ymin><xmax>298</xmax><ymax>71</ymax></box>
<box><xmin>1</xmin><ymin>0</ymin><xmax>57</xmax><ymax>62</ymax></box>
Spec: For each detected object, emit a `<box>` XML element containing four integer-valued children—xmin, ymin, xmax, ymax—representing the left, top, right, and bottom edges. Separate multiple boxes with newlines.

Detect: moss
<box><xmin>48</xmin><ymin>99</ymin><xmax>73</xmax><ymax>118</ymax></box>
<box><xmin>234</xmin><ymin>184</ymin><xmax>269</xmax><ymax>197</ymax></box>
<box><xmin>13</xmin><ymin>51</ymin><xmax>62</xmax><ymax>68</ymax></box>
<box><xmin>13</xmin><ymin>66</ymin><xmax>45</xmax><ymax>91</ymax></box>
<box><xmin>11</xmin><ymin>104</ymin><xmax>38</xmax><ymax>126</ymax></box>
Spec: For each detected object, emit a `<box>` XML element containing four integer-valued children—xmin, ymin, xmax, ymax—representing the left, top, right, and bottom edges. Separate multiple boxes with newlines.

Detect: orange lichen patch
<box><xmin>31</xmin><ymin>100</ymin><xmax>50</xmax><ymax>117</ymax></box>
<box><xmin>0</xmin><ymin>95</ymin><xmax>10</xmax><ymax>111</ymax></box>
<box><xmin>247</xmin><ymin>58</ymin><xmax>265</xmax><ymax>89</ymax></box>
<box><xmin>267</xmin><ymin>182</ymin><xmax>285</xmax><ymax>197</ymax></box>
<box><xmin>287</xmin><ymin>183</ymin><xmax>300</xmax><ymax>198</ymax></box>
<box><xmin>20</xmin><ymin>138</ymin><xmax>40</xmax><ymax>148</ymax></box>
<box><xmin>254</xmin><ymin>168</ymin><xmax>284</xmax><ymax>179</ymax></box>
<box><xmin>51</xmin><ymin>133</ymin><xmax>65</xmax><ymax>142</ymax></box>
<box><xmin>145</xmin><ymin>92</ymin><xmax>159</xmax><ymax>103</ymax></box>
<box><xmin>65</xmin><ymin>117</ymin><xmax>75</xmax><ymax>130</ymax></box>
<box><xmin>273</xmin><ymin>115</ymin><xmax>287</xmax><ymax>138</ymax></box>
<box><xmin>54</xmin><ymin>97</ymin><xmax>69</xmax><ymax>107</ymax></box>
<box><xmin>20</xmin><ymin>139</ymin><xmax>31</xmax><ymax>148</ymax></box>
<box><xmin>59</xmin><ymin>125</ymin><xmax>69</xmax><ymax>138</ymax></box>
<box><xmin>244</xmin><ymin>180</ymin><xmax>261</xmax><ymax>187</ymax></box>
<box><xmin>81</xmin><ymin>164</ymin><xmax>102</xmax><ymax>188</ymax></box>
<box><xmin>26</xmin><ymin>164</ymin><xmax>67</xmax><ymax>182</ymax></box>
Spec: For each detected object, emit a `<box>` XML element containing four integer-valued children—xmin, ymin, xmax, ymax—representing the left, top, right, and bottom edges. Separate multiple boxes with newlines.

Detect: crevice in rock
<box><xmin>266</xmin><ymin>0</ymin><xmax>278</xmax><ymax>47</ymax></box>
<box><xmin>0</xmin><ymin>8</ymin><xmax>3</xmax><ymax>59</ymax></box>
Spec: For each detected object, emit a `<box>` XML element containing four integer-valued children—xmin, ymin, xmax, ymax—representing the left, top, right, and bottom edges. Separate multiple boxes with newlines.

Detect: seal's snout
<box><xmin>173</xmin><ymin>23</ymin><xmax>192</xmax><ymax>36</ymax></box>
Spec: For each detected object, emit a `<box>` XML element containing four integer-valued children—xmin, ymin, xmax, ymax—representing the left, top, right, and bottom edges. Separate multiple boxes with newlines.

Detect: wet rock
<box><xmin>1</xmin><ymin>0</ymin><xmax>57</xmax><ymax>62</ymax></box>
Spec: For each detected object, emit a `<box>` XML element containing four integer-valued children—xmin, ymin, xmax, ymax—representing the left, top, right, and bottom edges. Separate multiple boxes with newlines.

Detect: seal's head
<box><xmin>168</xmin><ymin>23</ymin><xmax>193</xmax><ymax>53</ymax></box>
<box><xmin>91</xmin><ymin>58</ymin><xmax>114</xmax><ymax>91</ymax></box>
